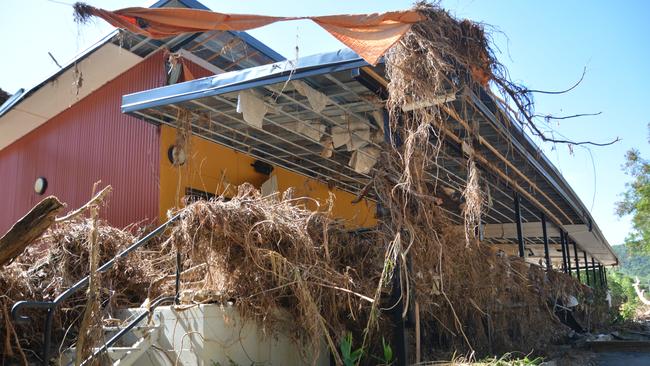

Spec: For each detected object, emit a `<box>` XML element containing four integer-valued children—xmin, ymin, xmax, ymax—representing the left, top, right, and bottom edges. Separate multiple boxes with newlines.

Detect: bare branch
<box><xmin>525</xmin><ymin>66</ymin><xmax>586</xmax><ymax>95</ymax></box>
<box><xmin>533</xmin><ymin>111</ymin><xmax>602</xmax><ymax>121</ymax></box>
<box><xmin>491</xmin><ymin>79</ymin><xmax>619</xmax><ymax>147</ymax></box>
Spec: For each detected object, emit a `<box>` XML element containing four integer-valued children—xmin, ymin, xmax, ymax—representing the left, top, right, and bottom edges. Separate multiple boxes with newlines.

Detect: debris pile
<box><xmin>0</xmin><ymin>1</ymin><xmax>614</xmax><ymax>365</ymax></box>
<box><xmin>0</xmin><ymin>187</ymin><xmax>608</xmax><ymax>364</ymax></box>
<box><xmin>0</xmin><ymin>219</ymin><xmax>154</xmax><ymax>364</ymax></box>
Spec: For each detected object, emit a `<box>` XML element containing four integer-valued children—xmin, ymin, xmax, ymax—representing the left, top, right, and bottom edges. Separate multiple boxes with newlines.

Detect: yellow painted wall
<box><xmin>159</xmin><ymin>125</ymin><xmax>376</xmax><ymax>228</ymax></box>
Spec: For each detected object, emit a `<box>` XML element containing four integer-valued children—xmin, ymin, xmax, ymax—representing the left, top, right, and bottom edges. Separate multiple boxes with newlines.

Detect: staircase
<box><xmin>59</xmin><ymin>302</ymin><xmax>330</xmax><ymax>366</ymax></box>
<box><xmin>11</xmin><ymin>215</ymin><xmax>182</xmax><ymax>366</ymax></box>
<box><xmin>11</xmin><ymin>213</ymin><xmax>328</xmax><ymax>366</ymax></box>
<box><xmin>58</xmin><ymin>297</ymin><xmax>173</xmax><ymax>366</ymax></box>
<box><xmin>60</xmin><ymin>322</ymin><xmax>161</xmax><ymax>366</ymax></box>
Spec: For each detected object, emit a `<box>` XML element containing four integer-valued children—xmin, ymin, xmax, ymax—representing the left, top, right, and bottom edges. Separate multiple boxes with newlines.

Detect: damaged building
<box><xmin>0</xmin><ymin>0</ymin><xmax>618</xmax><ymax>365</ymax></box>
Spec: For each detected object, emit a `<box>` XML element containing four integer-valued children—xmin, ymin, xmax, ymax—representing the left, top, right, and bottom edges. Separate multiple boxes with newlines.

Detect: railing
<box><xmin>75</xmin><ymin>295</ymin><xmax>176</xmax><ymax>366</ymax></box>
<box><xmin>12</xmin><ymin>213</ymin><xmax>184</xmax><ymax>366</ymax></box>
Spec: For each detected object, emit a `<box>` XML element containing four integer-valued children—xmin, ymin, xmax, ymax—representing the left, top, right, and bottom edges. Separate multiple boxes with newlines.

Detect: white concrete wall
<box><xmin>122</xmin><ymin>304</ymin><xmax>329</xmax><ymax>366</ymax></box>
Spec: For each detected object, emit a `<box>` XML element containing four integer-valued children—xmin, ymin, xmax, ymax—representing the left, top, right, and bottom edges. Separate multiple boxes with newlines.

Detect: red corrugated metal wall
<box><xmin>0</xmin><ymin>52</ymin><xmax>167</xmax><ymax>234</ymax></box>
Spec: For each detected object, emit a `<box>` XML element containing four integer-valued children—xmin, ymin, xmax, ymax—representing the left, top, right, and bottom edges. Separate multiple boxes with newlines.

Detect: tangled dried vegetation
<box><xmin>0</xmin><ymin>217</ymin><xmax>156</xmax><ymax>364</ymax></box>
<box><xmin>0</xmin><ymin>185</ymin><xmax>607</xmax><ymax>364</ymax></box>
<box><xmin>1</xmin><ymin>2</ymin><xmax>613</xmax><ymax>365</ymax></box>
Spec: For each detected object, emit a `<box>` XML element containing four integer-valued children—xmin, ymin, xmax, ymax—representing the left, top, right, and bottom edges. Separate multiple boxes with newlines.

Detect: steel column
<box><xmin>513</xmin><ymin>192</ymin><xmax>525</xmax><ymax>258</ymax></box>
<box><xmin>560</xmin><ymin>231</ymin><xmax>568</xmax><ymax>273</ymax></box>
<box><xmin>565</xmin><ymin>232</ymin><xmax>572</xmax><ymax>275</ymax></box>
<box><xmin>592</xmin><ymin>257</ymin><xmax>598</xmax><ymax>287</ymax></box>
<box><xmin>573</xmin><ymin>240</ymin><xmax>581</xmax><ymax>282</ymax></box>
<box><xmin>583</xmin><ymin>251</ymin><xmax>590</xmax><ymax>286</ymax></box>
<box><xmin>541</xmin><ymin>213</ymin><xmax>551</xmax><ymax>270</ymax></box>
<box><xmin>598</xmin><ymin>264</ymin><xmax>603</xmax><ymax>286</ymax></box>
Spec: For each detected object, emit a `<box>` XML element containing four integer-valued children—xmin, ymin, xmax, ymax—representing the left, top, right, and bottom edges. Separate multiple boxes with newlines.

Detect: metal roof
<box><xmin>0</xmin><ymin>0</ymin><xmax>283</xmax><ymax>121</ymax></box>
<box><xmin>121</xmin><ymin>48</ymin><xmax>617</xmax><ymax>267</ymax></box>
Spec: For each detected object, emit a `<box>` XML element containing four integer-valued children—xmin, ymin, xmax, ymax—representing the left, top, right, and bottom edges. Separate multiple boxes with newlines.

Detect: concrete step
<box><xmin>60</xmin><ymin>323</ymin><xmax>159</xmax><ymax>366</ymax></box>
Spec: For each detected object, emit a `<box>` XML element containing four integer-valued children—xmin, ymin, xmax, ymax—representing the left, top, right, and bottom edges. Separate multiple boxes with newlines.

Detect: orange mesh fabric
<box><xmin>77</xmin><ymin>4</ymin><xmax>423</xmax><ymax>65</ymax></box>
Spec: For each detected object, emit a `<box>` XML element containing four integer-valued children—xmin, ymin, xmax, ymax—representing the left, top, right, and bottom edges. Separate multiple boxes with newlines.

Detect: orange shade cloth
<box><xmin>76</xmin><ymin>4</ymin><xmax>424</xmax><ymax>65</ymax></box>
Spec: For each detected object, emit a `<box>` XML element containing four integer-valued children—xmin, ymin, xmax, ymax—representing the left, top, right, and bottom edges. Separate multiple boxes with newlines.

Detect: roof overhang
<box><xmin>120</xmin><ymin>48</ymin><xmax>617</xmax><ymax>267</ymax></box>
<box><xmin>0</xmin><ymin>0</ymin><xmax>284</xmax><ymax>151</ymax></box>
<box><xmin>483</xmin><ymin>223</ymin><xmax>616</xmax><ymax>265</ymax></box>
<box><xmin>0</xmin><ymin>40</ymin><xmax>143</xmax><ymax>150</ymax></box>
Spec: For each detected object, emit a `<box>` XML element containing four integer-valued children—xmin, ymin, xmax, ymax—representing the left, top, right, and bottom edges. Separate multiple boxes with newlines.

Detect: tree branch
<box><xmin>524</xmin><ymin>66</ymin><xmax>586</xmax><ymax>95</ymax></box>
<box><xmin>533</xmin><ymin>111</ymin><xmax>602</xmax><ymax>121</ymax></box>
<box><xmin>491</xmin><ymin>80</ymin><xmax>620</xmax><ymax>147</ymax></box>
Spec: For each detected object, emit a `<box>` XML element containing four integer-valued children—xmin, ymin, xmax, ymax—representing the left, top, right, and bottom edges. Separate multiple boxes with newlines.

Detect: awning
<box><xmin>121</xmin><ymin>48</ymin><xmax>617</xmax><ymax>267</ymax></box>
<box><xmin>74</xmin><ymin>3</ymin><xmax>424</xmax><ymax>65</ymax></box>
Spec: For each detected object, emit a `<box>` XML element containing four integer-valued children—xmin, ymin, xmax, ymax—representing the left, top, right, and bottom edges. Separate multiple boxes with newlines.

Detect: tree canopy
<box><xmin>616</xmin><ymin>128</ymin><xmax>650</xmax><ymax>254</ymax></box>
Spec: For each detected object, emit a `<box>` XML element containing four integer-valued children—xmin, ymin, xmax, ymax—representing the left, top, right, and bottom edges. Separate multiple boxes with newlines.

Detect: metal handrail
<box><xmin>75</xmin><ymin>295</ymin><xmax>176</xmax><ymax>366</ymax></box>
<box><xmin>11</xmin><ymin>212</ymin><xmax>183</xmax><ymax>365</ymax></box>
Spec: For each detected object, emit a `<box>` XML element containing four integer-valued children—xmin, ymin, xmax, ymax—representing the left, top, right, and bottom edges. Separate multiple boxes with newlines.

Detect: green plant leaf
<box><xmin>382</xmin><ymin>337</ymin><xmax>393</xmax><ymax>363</ymax></box>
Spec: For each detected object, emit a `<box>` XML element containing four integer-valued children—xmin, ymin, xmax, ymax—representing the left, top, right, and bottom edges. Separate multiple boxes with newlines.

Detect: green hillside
<box><xmin>612</xmin><ymin>244</ymin><xmax>650</xmax><ymax>282</ymax></box>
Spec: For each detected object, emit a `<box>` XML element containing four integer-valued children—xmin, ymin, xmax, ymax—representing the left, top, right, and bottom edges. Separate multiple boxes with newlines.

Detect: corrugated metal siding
<box><xmin>0</xmin><ymin>52</ymin><xmax>167</xmax><ymax>234</ymax></box>
<box><xmin>183</xmin><ymin>60</ymin><xmax>216</xmax><ymax>80</ymax></box>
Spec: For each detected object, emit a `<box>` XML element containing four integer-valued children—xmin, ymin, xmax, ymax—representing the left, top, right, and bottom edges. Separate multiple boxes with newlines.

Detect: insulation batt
<box><xmin>331</xmin><ymin>118</ymin><xmax>371</xmax><ymax>150</ymax></box>
<box><xmin>293</xmin><ymin>80</ymin><xmax>330</xmax><ymax>113</ymax></box>
<box><xmin>237</xmin><ymin>90</ymin><xmax>267</xmax><ymax>128</ymax></box>
<box><xmin>285</xmin><ymin>120</ymin><xmax>326</xmax><ymax>142</ymax></box>
<box><xmin>349</xmin><ymin>146</ymin><xmax>380</xmax><ymax>174</ymax></box>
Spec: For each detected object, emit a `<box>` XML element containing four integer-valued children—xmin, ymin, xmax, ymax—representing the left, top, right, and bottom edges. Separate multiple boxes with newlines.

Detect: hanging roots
<box><xmin>72</xmin><ymin>3</ymin><xmax>95</xmax><ymax>25</ymax></box>
<box><xmin>462</xmin><ymin>159</ymin><xmax>484</xmax><ymax>246</ymax></box>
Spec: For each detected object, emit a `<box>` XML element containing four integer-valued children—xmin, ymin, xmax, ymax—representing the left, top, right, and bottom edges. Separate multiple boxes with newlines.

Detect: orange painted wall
<box><xmin>159</xmin><ymin>125</ymin><xmax>376</xmax><ymax>227</ymax></box>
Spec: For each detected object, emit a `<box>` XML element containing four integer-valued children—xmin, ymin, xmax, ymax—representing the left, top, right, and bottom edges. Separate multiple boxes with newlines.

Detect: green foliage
<box><xmin>381</xmin><ymin>337</ymin><xmax>393</xmax><ymax>365</ymax></box>
<box><xmin>466</xmin><ymin>352</ymin><xmax>544</xmax><ymax>365</ymax></box>
<box><xmin>612</xmin><ymin>244</ymin><xmax>650</xmax><ymax>283</ymax></box>
<box><xmin>340</xmin><ymin>333</ymin><xmax>364</xmax><ymax>366</ymax></box>
<box><xmin>607</xmin><ymin>267</ymin><xmax>640</xmax><ymax>320</ymax></box>
<box><xmin>616</xmin><ymin>140</ymin><xmax>650</xmax><ymax>254</ymax></box>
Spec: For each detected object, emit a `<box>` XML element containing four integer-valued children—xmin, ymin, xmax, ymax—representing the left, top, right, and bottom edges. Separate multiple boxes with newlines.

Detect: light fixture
<box><xmin>251</xmin><ymin>160</ymin><xmax>273</xmax><ymax>175</ymax></box>
<box><xmin>34</xmin><ymin>177</ymin><xmax>48</xmax><ymax>195</ymax></box>
<box><xmin>167</xmin><ymin>145</ymin><xmax>187</xmax><ymax>166</ymax></box>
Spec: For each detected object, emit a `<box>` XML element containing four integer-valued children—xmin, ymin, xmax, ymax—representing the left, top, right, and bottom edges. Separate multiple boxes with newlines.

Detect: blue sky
<box><xmin>1</xmin><ymin>0</ymin><xmax>648</xmax><ymax>245</ymax></box>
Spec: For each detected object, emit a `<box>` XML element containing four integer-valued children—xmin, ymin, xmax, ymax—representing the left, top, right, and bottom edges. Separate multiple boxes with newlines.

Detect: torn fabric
<box><xmin>237</xmin><ymin>91</ymin><xmax>267</xmax><ymax>128</ymax></box>
<box><xmin>73</xmin><ymin>3</ymin><xmax>424</xmax><ymax>65</ymax></box>
<box><xmin>332</xmin><ymin>124</ymin><xmax>351</xmax><ymax>148</ymax></box>
<box><xmin>349</xmin><ymin>146</ymin><xmax>380</xmax><ymax>174</ymax></box>
<box><xmin>330</xmin><ymin>118</ymin><xmax>372</xmax><ymax>150</ymax></box>
<box><xmin>285</xmin><ymin>120</ymin><xmax>326</xmax><ymax>142</ymax></box>
<box><xmin>293</xmin><ymin>80</ymin><xmax>330</xmax><ymax>113</ymax></box>
<box><xmin>346</xmin><ymin>119</ymin><xmax>371</xmax><ymax>151</ymax></box>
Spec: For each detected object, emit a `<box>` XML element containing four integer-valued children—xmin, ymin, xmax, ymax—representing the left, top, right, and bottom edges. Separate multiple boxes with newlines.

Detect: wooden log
<box><xmin>0</xmin><ymin>196</ymin><xmax>64</xmax><ymax>267</ymax></box>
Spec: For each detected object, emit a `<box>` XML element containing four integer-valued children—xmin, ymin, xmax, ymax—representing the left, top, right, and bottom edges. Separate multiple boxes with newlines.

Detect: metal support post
<box><xmin>573</xmin><ymin>240</ymin><xmax>581</xmax><ymax>282</ymax></box>
<box><xmin>513</xmin><ymin>192</ymin><xmax>525</xmax><ymax>258</ymax></box>
<box><xmin>560</xmin><ymin>231</ymin><xmax>568</xmax><ymax>273</ymax></box>
<box><xmin>541</xmin><ymin>213</ymin><xmax>551</xmax><ymax>270</ymax></box>
<box><xmin>583</xmin><ymin>251</ymin><xmax>590</xmax><ymax>286</ymax></box>
<box><xmin>591</xmin><ymin>257</ymin><xmax>598</xmax><ymax>287</ymax></box>
<box><xmin>564</xmin><ymin>232</ymin><xmax>571</xmax><ymax>274</ymax></box>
